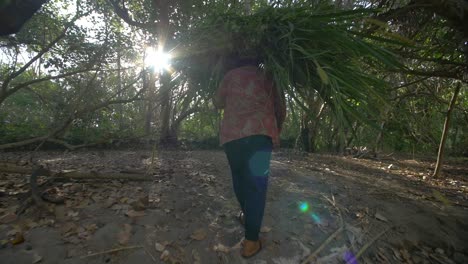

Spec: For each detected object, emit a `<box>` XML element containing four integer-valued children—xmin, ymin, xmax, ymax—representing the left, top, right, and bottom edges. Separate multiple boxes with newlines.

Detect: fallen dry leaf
<box><xmin>149</xmin><ymin>197</ymin><xmax>161</xmax><ymax>204</ymax></box>
<box><xmin>91</xmin><ymin>195</ymin><xmax>101</xmax><ymax>203</ymax></box>
<box><xmin>125</xmin><ymin>210</ymin><xmax>146</xmax><ymax>218</ymax></box>
<box><xmin>155</xmin><ymin>242</ymin><xmax>165</xmax><ymax>252</ymax></box>
<box><xmin>32</xmin><ymin>252</ymin><xmax>42</xmax><ymax>263</ymax></box>
<box><xmin>192</xmin><ymin>249</ymin><xmax>201</xmax><ymax>264</ymax></box>
<box><xmin>7</xmin><ymin>225</ymin><xmax>21</xmax><ymax>236</ymax></box>
<box><xmin>54</xmin><ymin>205</ymin><xmax>67</xmax><ymax>221</ymax></box>
<box><xmin>103</xmin><ymin>198</ymin><xmax>117</xmax><ymax>208</ymax></box>
<box><xmin>85</xmin><ymin>223</ymin><xmax>98</xmax><ymax>232</ymax></box>
<box><xmin>400</xmin><ymin>248</ymin><xmax>411</xmax><ymax>261</ymax></box>
<box><xmin>11</xmin><ymin>232</ymin><xmax>25</xmax><ymax>245</ymax></box>
<box><xmin>261</xmin><ymin>226</ymin><xmax>272</xmax><ymax>233</ymax></box>
<box><xmin>60</xmin><ymin>222</ymin><xmax>78</xmax><ymax>235</ymax></box>
<box><xmin>213</xmin><ymin>243</ymin><xmax>230</xmax><ymax>253</ymax></box>
<box><xmin>117</xmin><ymin>224</ymin><xmax>132</xmax><ymax>245</ymax></box>
<box><xmin>375</xmin><ymin>212</ymin><xmax>388</xmax><ymax>222</ymax></box>
<box><xmin>67</xmin><ymin>211</ymin><xmax>79</xmax><ymax>218</ymax></box>
<box><xmin>111</xmin><ymin>204</ymin><xmax>126</xmax><ymax>211</ymax></box>
<box><xmin>190</xmin><ymin>228</ymin><xmax>207</xmax><ymax>241</ymax></box>
<box><xmin>0</xmin><ymin>239</ymin><xmax>8</xmax><ymax>247</ymax></box>
<box><xmin>0</xmin><ymin>212</ymin><xmax>17</xmax><ymax>224</ymax></box>
<box><xmin>130</xmin><ymin>200</ymin><xmax>146</xmax><ymax>211</ymax></box>
<box><xmin>76</xmin><ymin>199</ymin><xmax>90</xmax><ymax>208</ymax></box>
<box><xmin>160</xmin><ymin>250</ymin><xmax>170</xmax><ymax>261</ymax></box>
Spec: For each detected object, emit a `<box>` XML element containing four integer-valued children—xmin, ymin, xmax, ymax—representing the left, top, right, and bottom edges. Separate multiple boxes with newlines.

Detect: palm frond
<box><xmin>176</xmin><ymin>4</ymin><xmax>404</xmax><ymax>126</ymax></box>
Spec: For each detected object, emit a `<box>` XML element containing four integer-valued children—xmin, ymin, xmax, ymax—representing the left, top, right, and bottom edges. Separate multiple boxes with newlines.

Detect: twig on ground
<box><xmin>80</xmin><ymin>245</ymin><xmax>143</xmax><ymax>258</ymax></box>
<box><xmin>16</xmin><ymin>197</ymin><xmax>33</xmax><ymax>215</ymax></box>
<box><xmin>349</xmin><ymin>226</ymin><xmax>392</xmax><ymax>264</ymax></box>
<box><xmin>301</xmin><ymin>225</ymin><xmax>345</xmax><ymax>264</ymax></box>
<box><xmin>301</xmin><ymin>195</ymin><xmax>345</xmax><ymax>264</ymax></box>
<box><xmin>143</xmin><ymin>246</ymin><xmax>158</xmax><ymax>263</ymax></box>
<box><xmin>0</xmin><ymin>163</ymin><xmax>152</xmax><ymax>181</ymax></box>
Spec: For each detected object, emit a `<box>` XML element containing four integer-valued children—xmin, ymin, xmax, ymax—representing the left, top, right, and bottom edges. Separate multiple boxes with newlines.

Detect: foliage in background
<box><xmin>179</xmin><ymin>5</ymin><xmax>402</xmax><ymax>125</ymax></box>
<box><xmin>0</xmin><ymin>0</ymin><xmax>467</xmax><ymax>158</ymax></box>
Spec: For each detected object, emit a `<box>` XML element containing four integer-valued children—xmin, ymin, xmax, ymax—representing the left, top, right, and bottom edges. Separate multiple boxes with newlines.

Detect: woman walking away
<box><xmin>213</xmin><ymin>57</ymin><xmax>286</xmax><ymax>258</ymax></box>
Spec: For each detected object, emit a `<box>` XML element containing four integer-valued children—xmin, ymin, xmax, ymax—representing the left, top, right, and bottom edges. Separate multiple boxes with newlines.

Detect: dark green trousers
<box><xmin>223</xmin><ymin>135</ymin><xmax>273</xmax><ymax>241</ymax></box>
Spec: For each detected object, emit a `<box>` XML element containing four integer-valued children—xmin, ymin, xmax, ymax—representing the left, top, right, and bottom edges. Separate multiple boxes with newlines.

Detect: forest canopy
<box><xmin>0</xmin><ymin>0</ymin><xmax>467</xmax><ymax>171</ymax></box>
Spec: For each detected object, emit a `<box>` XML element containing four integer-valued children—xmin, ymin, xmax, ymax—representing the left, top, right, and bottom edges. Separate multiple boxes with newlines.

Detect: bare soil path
<box><xmin>0</xmin><ymin>149</ymin><xmax>467</xmax><ymax>264</ymax></box>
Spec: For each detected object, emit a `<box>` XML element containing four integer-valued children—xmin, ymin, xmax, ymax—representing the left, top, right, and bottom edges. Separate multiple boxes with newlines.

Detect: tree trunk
<box><xmin>433</xmin><ymin>83</ymin><xmax>462</xmax><ymax>177</ymax></box>
<box><xmin>299</xmin><ymin>102</ymin><xmax>325</xmax><ymax>153</ymax></box>
<box><xmin>374</xmin><ymin>120</ymin><xmax>386</xmax><ymax>153</ymax></box>
<box><xmin>158</xmin><ymin>73</ymin><xmax>173</xmax><ymax>145</ymax></box>
<box><xmin>308</xmin><ymin>103</ymin><xmax>326</xmax><ymax>153</ymax></box>
<box><xmin>144</xmin><ymin>70</ymin><xmax>156</xmax><ymax>135</ymax></box>
<box><xmin>168</xmin><ymin>107</ymin><xmax>201</xmax><ymax>143</ymax></box>
<box><xmin>154</xmin><ymin>0</ymin><xmax>175</xmax><ymax>145</ymax></box>
<box><xmin>244</xmin><ymin>0</ymin><xmax>251</xmax><ymax>15</ymax></box>
<box><xmin>117</xmin><ymin>39</ymin><xmax>123</xmax><ymax>130</ymax></box>
<box><xmin>299</xmin><ymin>112</ymin><xmax>309</xmax><ymax>152</ymax></box>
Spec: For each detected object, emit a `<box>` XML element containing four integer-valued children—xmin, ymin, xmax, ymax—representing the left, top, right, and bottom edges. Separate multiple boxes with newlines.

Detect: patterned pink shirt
<box><xmin>215</xmin><ymin>66</ymin><xmax>282</xmax><ymax>147</ymax></box>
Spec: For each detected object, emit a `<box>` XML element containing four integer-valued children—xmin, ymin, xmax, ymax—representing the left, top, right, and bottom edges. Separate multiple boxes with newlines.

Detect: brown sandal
<box><xmin>241</xmin><ymin>239</ymin><xmax>262</xmax><ymax>258</ymax></box>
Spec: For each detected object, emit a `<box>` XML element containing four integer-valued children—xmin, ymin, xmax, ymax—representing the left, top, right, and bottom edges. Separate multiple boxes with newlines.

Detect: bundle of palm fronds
<box><xmin>176</xmin><ymin>4</ymin><xmax>402</xmax><ymax>123</ymax></box>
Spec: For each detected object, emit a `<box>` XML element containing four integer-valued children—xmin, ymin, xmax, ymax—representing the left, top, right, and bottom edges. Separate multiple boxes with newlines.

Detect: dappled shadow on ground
<box><xmin>0</xmin><ymin>150</ymin><xmax>467</xmax><ymax>263</ymax></box>
<box><xmin>275</xmin><ymin>152</ymin><xmax>468</xmax><ymax>207</ymax></box>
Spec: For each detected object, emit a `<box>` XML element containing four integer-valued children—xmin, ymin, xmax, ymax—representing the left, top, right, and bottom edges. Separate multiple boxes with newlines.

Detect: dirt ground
<box><xmin>0</xmin><ymin>149</ymin><xmax>467</xmax><ymax>264</ymax></box>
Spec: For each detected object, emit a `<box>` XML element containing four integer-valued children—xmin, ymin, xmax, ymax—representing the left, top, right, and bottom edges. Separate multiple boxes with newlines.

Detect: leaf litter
<box><xmin>0</xmin><ymin>150</ymin><xmax>466</xmax><ymax>263</ymax></box>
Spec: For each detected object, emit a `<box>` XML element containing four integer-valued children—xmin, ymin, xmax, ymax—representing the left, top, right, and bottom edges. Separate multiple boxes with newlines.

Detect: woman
<box><xmin>213</xmin><ymin>57</ymin><xmax>286</xmax><ymax>258</ymax></box>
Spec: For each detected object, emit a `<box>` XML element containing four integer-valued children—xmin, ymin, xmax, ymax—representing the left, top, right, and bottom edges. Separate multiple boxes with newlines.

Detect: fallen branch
<box><xmin>0</xmin><ymin>136</ymin><xmax>48</xmax><ymax>150</ymax></box>
<box><xmin>143</xmin><ymin>246</ymin><xmax>158</xmax><ymax>262</ymax></box>
<box><xmin>348</xmin><ymin>226</ymin><xmax>392</xmax><ymax>264</ymax></box>
<box><xmin>30</xmin><ymin>166</ymin><xmax>51</xmax><ymax>209</ymax></box>
<box><xmin>80</xmin><ymin>245</ymin><xmax>143</xmax><ymax>258</ymax></box>
<box><xmin>0</xmin><ymin>163</ymin><xmax>152</xmax><ymax>181</ymax></box>
<box><xmin>14</xmin><ymin>166</ymin><xmax>59</xmax><ymax>215</ymax></box>
<box><xmin>45</xmin><ymin>138</ymin><xmax>109</xmax><ymax>150</ymax></box>
<box><xmin>301</xmin><ymin>226</ymin><xmax>344</xmax><ymax>264</ymax></box>
<box><xmin>302</xmin><ymin>196</ymin><xmax>345</xmax><ymax>264</ymax></box>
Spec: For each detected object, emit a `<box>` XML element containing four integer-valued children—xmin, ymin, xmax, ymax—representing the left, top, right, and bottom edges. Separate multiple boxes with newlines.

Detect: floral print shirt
<box><xmin>215</xmin><ymin>66</ymin><xmax>284</xmax><ymax>147</ymax></box>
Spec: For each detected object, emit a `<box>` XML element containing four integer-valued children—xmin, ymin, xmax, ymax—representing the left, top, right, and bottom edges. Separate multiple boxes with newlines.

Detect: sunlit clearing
<box><xmin>310</xmin><ymin>213</ymin><xmax>321</xmax><ymax>224</ymax></box>
<box><xmin>299</xmin><ymin>202</ymin><xmax>309</xmax><ymax>212</ymax></box>
<box><xmin>145</xmin><ymin>47</ymin><xmax>171</xmax><ymax>72</ymax></box>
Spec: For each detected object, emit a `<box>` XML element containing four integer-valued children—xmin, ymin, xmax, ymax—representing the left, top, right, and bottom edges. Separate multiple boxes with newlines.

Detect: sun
<box><xmin>144</xmin><ymin>47</ymin><xmax>171</xmax><ymax>72</ymax></box>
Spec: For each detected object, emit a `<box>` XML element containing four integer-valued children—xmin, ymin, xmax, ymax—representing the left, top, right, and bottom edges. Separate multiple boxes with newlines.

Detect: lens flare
<box><xmin>299</xmin><ymin>202</ymin><xmax>309</xmax><ymax>212</ymax></box>
<box><xmin>311</xmin><ymin>213</ymin><xmax>321</xmax><ymax>224</ymax></box>
<box><xmin>144</xmin><ymin>47</ymin><xmax>171</xmax><ymax>72</ymax></box>
<box><xmin>343</xmin><ymin>251</ymin><xmax>358</xmax><ymax>264</ymax></box>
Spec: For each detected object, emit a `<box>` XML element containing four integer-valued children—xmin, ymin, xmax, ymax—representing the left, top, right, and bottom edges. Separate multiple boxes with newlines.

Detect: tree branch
<box><xmin>107</xmin><ymin>0</ymin><xmax>157</xmax><ymax>31</ymax></box>
<box><xmin>173</xmin><ymin>107</ymin><xmax>201</xmax><ymax>129</ymax></box>
<box><xmin>0</xmin><ymin>136</ymin><xmax>48</xmax><ymax>150</ymax></box>
<box><xmin>0</xmin><ymin>71</ymin><xmax>145</xmax><ymax>150</ymax></box>
<box><xmin>0</xmin><ymin>13</ymin><xmax>84</xmax><ymax>104</ymax></box>
<box><xmin>390</xmin><ymin>77</ymin><xmax>431</xmax><ymax>90</ymax></box>
<box><xmin>390</xmin><ymin>67</ymin><xmax>464</xmax><ymax>80</ymax></box>
<box><xmin>4</xmin><ymin>68</ymin><xmax>96</xmax><ymax>99</ymax></box>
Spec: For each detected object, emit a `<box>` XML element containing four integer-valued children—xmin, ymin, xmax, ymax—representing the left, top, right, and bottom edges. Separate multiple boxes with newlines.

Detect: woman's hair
<box><xmin>224</xmin><ymin>55</ymin><xmax>261</xmax><ymax>72</ymax></box>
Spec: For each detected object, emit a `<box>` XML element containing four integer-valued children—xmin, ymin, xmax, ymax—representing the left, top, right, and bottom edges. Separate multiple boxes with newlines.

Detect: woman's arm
<box><xmin>273</xmin><ymin>85</ymin><xmax>286</xmax><ymax>132</ymax></box>
<box><xmin>213</xmin><ymin>74</ymin><xmax>230</xmax><ymax>109</ymax></box>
